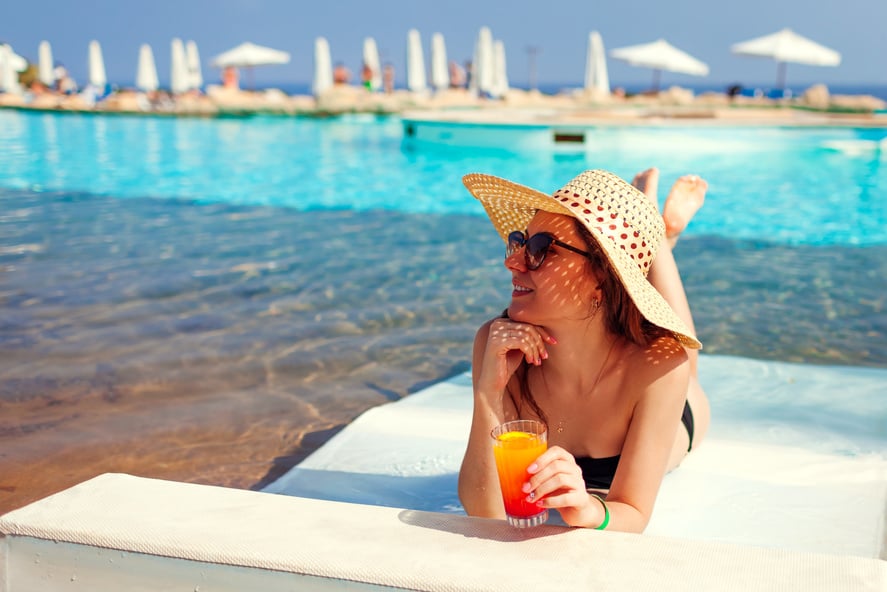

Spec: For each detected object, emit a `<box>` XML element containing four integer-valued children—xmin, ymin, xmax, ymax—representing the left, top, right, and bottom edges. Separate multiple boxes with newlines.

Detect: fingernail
<box><xmin>527</xmin><ymin>463</ymin><xmax>538</xmax><ymax>474</ymax></box>
<box><xmin>541</xmin><ymin>351</ymin><xmax>548</xmax><ymax>360</ymax></box>
<box><xmin>548</xmin><ymin>336</ymin><xmax>558</xmax><ymax>344</ymax></box>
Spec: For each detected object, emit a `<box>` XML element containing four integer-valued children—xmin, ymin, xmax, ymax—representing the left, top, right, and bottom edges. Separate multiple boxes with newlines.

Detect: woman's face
<box><xmin>505</xmin><ymin>211</ymin><xmax>601</xmax><ymax>325</ymax></box>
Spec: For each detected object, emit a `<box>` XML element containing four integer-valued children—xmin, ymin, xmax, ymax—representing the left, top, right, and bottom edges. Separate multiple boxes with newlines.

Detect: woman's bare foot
<box><xmin>663</xmin><ymin>175</ymin><xmax>707</xmax><ymax>246</ymax></box>
<box><xmin>632</xmin><ymin>167</ymin><xmax>660</xmax><ymax>208</ymax></box>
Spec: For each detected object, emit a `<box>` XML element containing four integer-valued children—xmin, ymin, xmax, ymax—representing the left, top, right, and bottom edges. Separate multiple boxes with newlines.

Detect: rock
<box><xmin>801</xmin><ymin>84</ymin><xmax>830</xmax><ymax>109</ymax></box>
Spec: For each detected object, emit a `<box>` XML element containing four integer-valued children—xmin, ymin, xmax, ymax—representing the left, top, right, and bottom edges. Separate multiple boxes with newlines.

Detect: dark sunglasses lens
<box><xmin>506</xmin><ymin>231</ymin><xmax>526</xmax><ymax>257</ymax></box>
<box><xmin>525</xmin><ymin>234</ymin><xmax>554</xmax><ymax>269</ymax></box>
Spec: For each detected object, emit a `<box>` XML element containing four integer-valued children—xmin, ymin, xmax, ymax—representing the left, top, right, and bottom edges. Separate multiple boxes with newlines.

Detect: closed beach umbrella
<box><xmin>0</xmin><ymin>44</ymin><xmax>24</xmax><ymax>94</ymax></box>
<box><xmin>170</xmin><ymin>38</ymin><xmax>189</xmax><ymax>94</ymax></box>
<box><xmin>136</xmin><ymin>44</ymin><xmax>159</xmax><ymax>92</ymax></box>
<box><xmin>470</xmin><ymin>26</ymin><xmax>494</xmax><ymax>96</ymax></box>
<box><xmin>312</xmin><ymin>37</ymin><xmax>333</xmax><ymax>96</ymax></box>
<box><xmin>430</xmin><ymin>32</ymin><xmax>448</xmax><ymax>91</ymax></box>
<box><xmin>731</xmin><ymin>28</ymin><xmax>840</xmax><ymax>90</ymax></box>
<box><xmin>186</xmin><ymin>40</ymin><xmax>203</xmax><ymax>90</ymax></box>
<box><xmin>406</xmin><ymin>29</ymin><xmax>427</xmax><ymax>93</ymax></box>
<box><xmin>610</xmin><ymin>38</ymin><xmax>708</xmax><ymax>91</ymax></box>
<box><xmin>584</xmin><ymin>31</ymin><xmax>610</xmax><ymax>95</ymax></box>
<box><xmin>88</xmin><ymin>40</ymin><xmax>107</xmax><ymax>88</ymax></box>
<box><xmin>362</xmin><ymin>37</ymin><xmax>382</xmax><ymax>91</ymax></box>
<box><xmin>1</xmin><ymin>44</ymin><xmax>28</xmax><ymax>73</ymax></box>
<box><xmin>490</xmin><ymin>39</ymin><xmax>509</xmax><ymax>99</ymax></box>
<box><xmin>38</xmin><ymin>40</ymin><xmax>55</xmax><ymax>86</ymax></box>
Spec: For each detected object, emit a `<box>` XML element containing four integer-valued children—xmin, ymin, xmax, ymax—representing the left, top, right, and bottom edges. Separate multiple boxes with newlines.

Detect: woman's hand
<box><xmin>524</xmin><ymin>446</ymin><xmax>601</xmax><ymax>528</ymax></box>
<box><xmin>475</xmin><ymin>318</ymin><xmax>556</xmax><ymax>396</ymax></box>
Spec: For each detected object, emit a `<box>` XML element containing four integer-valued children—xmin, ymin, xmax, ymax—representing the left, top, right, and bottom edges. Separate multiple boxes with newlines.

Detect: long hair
<box><xmin>508</xmin><ymin>217</ymin><xmax>675</xmax><ymax>425</ymax></box>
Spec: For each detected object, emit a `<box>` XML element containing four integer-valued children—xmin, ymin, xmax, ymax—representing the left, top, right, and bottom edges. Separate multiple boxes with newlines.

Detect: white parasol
<box><xmin>584</xmin><ymin>31</ymin><xmax>610</xmax><ymax>95</ymax></box>
<box><xmin>470</xmin><ymin>26</ymin><xmax>494</xmax><ymax>97</ymax></box>
<box><xmin>731</xmin><ymin>28</ymin><xmax>840</xmax><ymax>90</ymax></box>
<box><xmin>38</xmin><ymin>41</ymin><xmax>55</xmax><ymax>87</ymax></box>
<box><xmin>406</xmin><ymin>29</ymin><xmax>427</xmax><ymax>93</ymax></box>
<box><xmin>136</xmin><ymin>44</ymin><xmax>159</xmax><ymax>92</ymax></box>
<box><xmin>362</xmin><ymin>37</ymin><xmax>382</xmax><ymax>91</ymax></box>
<box><xmin>490</xmin><ymin>39</ymin><xmax>509</xmax><ymax>99</ymax></box>
<box><xmin>210</xmin><ymin>42</ymin><xmax>290</xmax><ymax>68</ymax></box>
<box><xmin>211</xmin><ymin>42</ymin><xmax>290</xmax><ymax>89</ymax></box>
<box><xmin>1</xmin><ymin>44</ymin><xmax>27</xmax><ymax>73</ymax></box>
<box><xmin>186</xmin><ymin>40</ymin><xmax>203</xmax><ymax>90</ymax></box>
<box><xmin>88</xmin><ymin>40</ymin><xmax>107</xmax><ymax>88</ymax></box>
<box><xmin>610</xmin><ymin>38</ymin><xmax>708</xmax><ymax>91</ymax></box>
<box><xmin>0</xmin><ymin>44</ymin><xmax>24</xmax><ymax>95</ymax></box>
<box><xmin>312</xmin><ymin>37</ymin><xmax>332</xmax><ymax>96</ymax></box>
<box><xmin>170</xmin><ymin>38</ymin><xmax>189</xmax><ymax>94</ymax></box>
<box><xmin>430</xmin><ymin>33</ymin><xmax>448</xmax><ymax>91</ymax></box>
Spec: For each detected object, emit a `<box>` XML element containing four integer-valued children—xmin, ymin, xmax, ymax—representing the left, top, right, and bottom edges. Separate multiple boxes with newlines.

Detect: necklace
<box><xmin>557</xmin><ymin>338</ymin><xmax>617</xmax><ymax>434</ymax></box>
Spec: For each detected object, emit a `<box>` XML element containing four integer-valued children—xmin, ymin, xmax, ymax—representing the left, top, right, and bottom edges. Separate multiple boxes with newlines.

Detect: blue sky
<box><xmin>4</xmin><ymin>0</ymin><xmax>885</xmax><ymax>91</ymax></box>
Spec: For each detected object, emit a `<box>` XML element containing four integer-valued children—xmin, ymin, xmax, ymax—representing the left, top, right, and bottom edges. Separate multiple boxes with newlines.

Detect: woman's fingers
<box><xmin>524</xmin><ymin>447</ymin><xmax>586</xmax><ymax>506</ymax></box>
<box><xmin>487</xmin><ymin>320</ymin><xmax>552</xmax><ymax>365</ymax></box>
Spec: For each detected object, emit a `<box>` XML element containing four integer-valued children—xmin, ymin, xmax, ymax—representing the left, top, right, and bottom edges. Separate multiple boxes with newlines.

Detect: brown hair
<box><xmin>507</xmin><ymin>217</ymin><xmax>675</xmax><ymax>425</ymax></box>
<box><xmin>573</xmin><ymin>219</ymin><xmax>673</xmax><ymax>347</ymax></box>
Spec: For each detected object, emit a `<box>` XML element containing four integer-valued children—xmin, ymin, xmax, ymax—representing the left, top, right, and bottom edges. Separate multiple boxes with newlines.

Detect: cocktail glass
<box><xmin>491</xmin><ymin>419</ymin><xmax>548</xmax><ymax>528</ymax></box>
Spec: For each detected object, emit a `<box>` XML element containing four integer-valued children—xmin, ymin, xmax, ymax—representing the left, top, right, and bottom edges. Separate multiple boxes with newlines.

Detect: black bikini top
<box><xmin>575</xmin><ymin>455</ymin><xmax>620</xmax><ymax>490</ymax></box>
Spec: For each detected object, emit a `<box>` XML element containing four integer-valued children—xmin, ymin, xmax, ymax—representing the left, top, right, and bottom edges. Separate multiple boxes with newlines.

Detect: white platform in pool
<box><xmin>264</xmin><ymin>354</ymin><xmax>887</xmax><ymax>559</ymax></box>
<box><xmin>1</xmin><ymin>355</ymin><xmax>884</xmax><ymax>591</ymax></box>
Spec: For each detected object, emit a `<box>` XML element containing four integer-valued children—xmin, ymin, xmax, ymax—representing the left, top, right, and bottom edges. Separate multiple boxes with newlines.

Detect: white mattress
<box><xmin>264</xmin><ymin>354</ymin><xmax>887</xmax><ymax>558</ymax></box>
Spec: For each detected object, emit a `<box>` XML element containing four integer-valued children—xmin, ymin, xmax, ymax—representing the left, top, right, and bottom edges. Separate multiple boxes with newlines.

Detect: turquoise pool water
<box><xmin>2</xmin><ymin>111</ymin><xmax>886</xmax><ymax>245</ymax></box>
<box><xmin>0</xmin><ymin>109</ymin><xmax>884</xmax><ymax>508</ymax></box>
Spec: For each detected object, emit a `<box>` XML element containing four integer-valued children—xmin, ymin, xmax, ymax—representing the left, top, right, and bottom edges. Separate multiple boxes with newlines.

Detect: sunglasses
<box><xmin>506</xmin><ymin>230</ymin><xmax>593</xmax><ymax>270</ymax></box>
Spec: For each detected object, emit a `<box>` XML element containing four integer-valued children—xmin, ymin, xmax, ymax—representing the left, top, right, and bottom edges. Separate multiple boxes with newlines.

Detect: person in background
<box><xmin>448</xmin><ymin>60</ymin><xmax>466</xmax><ymax>89</ymax></box>
<box><xmin>458</xmin><ymin>167</ymin><xmax>710</xmax><ymax>533</ymax></box>
<box><xmin>383</xmin><ymin>63</ymin><xmax>394</xmax><ymax>94</ymax></box>
<box><xmin>333</xmin><ymin>62</ymin><xmax>351</xmax><ymax>85</ymax></box>
<box><xmin>222</xmin><ymin>66</ymin><xmax>239</xmax><ymax>90</ymax></box>
<box><xmin>361</xmin><ymin>62</ymin><xmax>373</xmax><ymax>91</ymax></box>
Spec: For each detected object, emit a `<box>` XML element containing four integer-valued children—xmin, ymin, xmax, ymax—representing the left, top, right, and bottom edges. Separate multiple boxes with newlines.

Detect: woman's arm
<box><xmin>457</xmin><ymin>318</ymin><xmax>555</xmax><ymax>518</ymax></box>
<box><xmin>526</xmin><ymin>338</ymin><xmax>690</xmax><ymax>532</ymax></box>
<box><xmin>593</xmin><ymin>340</ymin><xmax>690</xmax><ymax>531</ymax></box>
<box><xmin>457</xmin><ymin>322</ymin><xmax>508</xmax><ymax>518</ymax></box>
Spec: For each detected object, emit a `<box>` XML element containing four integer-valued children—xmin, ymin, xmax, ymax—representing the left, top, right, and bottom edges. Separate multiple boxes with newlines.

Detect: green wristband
<box><xmin>590</xmin><ymin>493</ymin><xmax>609</xmax><ymax>530</ymax></box>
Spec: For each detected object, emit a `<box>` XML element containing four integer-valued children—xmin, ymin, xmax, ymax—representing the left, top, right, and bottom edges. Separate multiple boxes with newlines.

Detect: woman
<box><xmin>458</xmin><ymin>168</ymin><xmax>710</xmax><ymax>532</ymax></box>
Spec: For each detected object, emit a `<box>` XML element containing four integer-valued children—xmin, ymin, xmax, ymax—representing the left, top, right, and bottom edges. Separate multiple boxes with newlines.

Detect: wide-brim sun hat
<box><xmin>463</xmin><ymin>169</ymin><xmax>701</xmax><ymax>350</ymax></box>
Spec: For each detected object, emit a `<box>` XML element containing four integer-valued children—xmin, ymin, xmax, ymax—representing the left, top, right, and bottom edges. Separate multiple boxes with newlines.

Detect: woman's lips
<box><xmin>512</xmin><ymin>282</ymin><xmax>532</xmax><ymax>297</ymax></box>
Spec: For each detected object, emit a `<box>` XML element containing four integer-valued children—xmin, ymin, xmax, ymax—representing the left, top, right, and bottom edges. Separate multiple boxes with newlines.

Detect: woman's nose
<box><xmin>504</xmin><ymin>249</ymin><xmax>526</xmax><ymax>272</ymax></box>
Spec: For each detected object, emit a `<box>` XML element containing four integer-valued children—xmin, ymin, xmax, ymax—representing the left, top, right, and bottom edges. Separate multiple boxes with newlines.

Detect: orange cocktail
<box><xmin>491</xmin><ymin>419</ymin><xmax>548</xmax><ymax>528</ymax></box>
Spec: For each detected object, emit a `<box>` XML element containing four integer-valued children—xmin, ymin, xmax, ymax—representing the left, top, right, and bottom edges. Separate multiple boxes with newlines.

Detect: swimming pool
<box><xmin>2</xmin><ymin>110</ymin><xmax>886</xmax><ymax>245</ymax></box>
<box><xmin>0</xmin><ymin>109</ymin><xmax>884</xmax><ymax>513</ymax></box>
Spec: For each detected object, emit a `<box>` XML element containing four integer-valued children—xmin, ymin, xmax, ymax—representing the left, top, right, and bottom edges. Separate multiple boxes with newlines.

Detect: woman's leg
<box><xmin>632</xmin><ymin>168</ymin><xmax>710</xmax><ymax>461</ymax></box>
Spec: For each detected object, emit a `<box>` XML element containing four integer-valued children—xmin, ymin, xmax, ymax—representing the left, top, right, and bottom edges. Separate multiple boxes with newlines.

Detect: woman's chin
<box><xmin>507</xmin><ymin>304</ymin><xmax>531</xmax><ymax>322</ymax></box>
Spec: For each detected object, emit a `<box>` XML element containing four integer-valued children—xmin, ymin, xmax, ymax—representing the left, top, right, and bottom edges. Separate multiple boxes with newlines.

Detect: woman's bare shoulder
<box><xmin>623</xmin><ymin>335</ymin><xmax>690</xmax><ymax>386</ymax></box>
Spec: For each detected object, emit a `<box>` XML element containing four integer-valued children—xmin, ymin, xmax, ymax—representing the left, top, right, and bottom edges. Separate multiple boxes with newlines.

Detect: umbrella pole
<box><xmin>652</xmin><ymin>69</ymin><xmax>661</xmax><ymax>93</ymax></box>
<box><xmin>777</xmin><ymin>61</ymin><xmax>787</xmax><ymax>91</ymax></box>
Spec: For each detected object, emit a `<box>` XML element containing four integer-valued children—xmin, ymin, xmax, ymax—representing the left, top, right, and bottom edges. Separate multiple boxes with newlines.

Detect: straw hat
<box><xmin>463</xmin><ymin>169</ymin><xmax>701</xmax><ymax>349</ymax></box>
